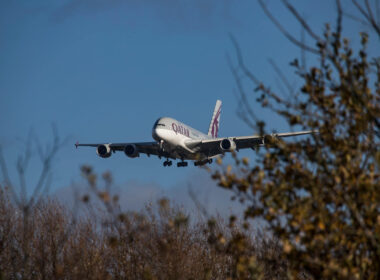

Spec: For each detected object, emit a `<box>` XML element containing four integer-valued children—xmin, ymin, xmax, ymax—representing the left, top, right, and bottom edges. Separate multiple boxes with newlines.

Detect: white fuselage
<box><xmin>152</xmin><ymin>117</ymin><xmax>211</xmax><ymax>160</ymax></box>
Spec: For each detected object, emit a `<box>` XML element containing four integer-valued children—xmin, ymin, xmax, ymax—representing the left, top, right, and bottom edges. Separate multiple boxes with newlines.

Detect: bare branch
<box><xmin>376</xmin><ymin>0</ymin><xmax>380</xmax><ymax>28</ymax></box>
<box><xmin>343</xmin><ymin>11</ymin><xmax>372</xmax><ymax>26</ymax></box>
<box><xmin>233</xmin><ymin>89</ymin><xmax>258</xmax><ymax>130</ymax></box>
<box><xmin>16</xmin><ymin>131</ymin><xmax>33</xmax><ymax>206</ymax></box>
<box><xmin>0</xmin><ymin>146</ymin><xmax>21</xmax><ymax>206</ymax></box>
<box><xmin>229</xmin><ymin>34</ymin><xmax>261</xmax><ymax>85</ymax></box>
<box><xmin>30</xmin><ymin>172</ymin><xmax>52</xmax><ymax>208</ymax></box>
<box><xmin>334</xmin><ymin>0</ymin><xmax>343</xmax><ymax>55</ymax></box>
<box><xmin>300</xmin><ymin>28</ymin><xmax>307</xmax><ymax>73</ymax></box>
<box><xmin>30</xmin><ymin>128</ymin><xmax>60</xmax><ymax>207</ymax></box>
<box><xmin>188</xmin><ymin>185</ymin><xmax>209</xmax><ymax>219</ymax></box>
<box><xmin>258</xmin><ymin>0</ymin><xmax>320</xmax><ymax>54</ymax></box>
<box><xmin>282</xmin><ymin>0</ymin><xmax>322</xmax><ymax>42</ymax></box>
<box><xmin>227</xmin><ymin>50</ymin><xmax>260</xmax><ymax>130</ymax></box>
<box><xmin>352</xmin><ymin>0</ymin><xmax>380</xmax><ymax>36</ymax></box>
<box><xmin>268</xmin><ymin>58</ymin><xmax>294</xmax><ymax>99</ymax></box>
<box><xmin>365</xmin><ymin>0</ymin><xmax>380</xmax><ymax>35</ymax></box>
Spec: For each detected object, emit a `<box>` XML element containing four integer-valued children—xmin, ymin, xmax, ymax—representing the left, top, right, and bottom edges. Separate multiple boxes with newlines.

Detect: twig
<box><xmin>258</xmin><ymin>0</ymin><xmax>319</xmax><ymax>54</ymax></box>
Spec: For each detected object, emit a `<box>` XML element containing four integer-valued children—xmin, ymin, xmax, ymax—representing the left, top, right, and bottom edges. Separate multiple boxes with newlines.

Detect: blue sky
<box><xmin>1</xmin><ymin>0</ymin><xmax>378</xmax><ymax>206</ymax></box>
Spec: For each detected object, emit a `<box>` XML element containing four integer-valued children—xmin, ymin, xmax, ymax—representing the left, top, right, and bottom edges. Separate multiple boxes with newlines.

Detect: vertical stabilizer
<box><xmin>208</xmin><ymin>100</ymin><xmax>222</xmax><ymax>138</ymax></box>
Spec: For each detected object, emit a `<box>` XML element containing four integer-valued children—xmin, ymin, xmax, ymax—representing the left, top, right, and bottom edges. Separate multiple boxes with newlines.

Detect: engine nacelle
<box><xmin>220</xmin><ymin>138</ymin><xmax>236</xmax><ymax>151</ymax></box>
<box><xmin>96</xmin><ymin>144</ymin><xmax>112</xmax><ymax>158</ymax></box>
<box><xmin>124</xmin><ymin>144</ymin><xmax>139</xmax><ymax>158</ymax></box>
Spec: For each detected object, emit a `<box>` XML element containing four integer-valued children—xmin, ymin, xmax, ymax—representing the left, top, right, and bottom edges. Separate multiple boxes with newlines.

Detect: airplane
<box><xmin>75</xmin><ymin>100</ymin><xmax>316</xmax><ymax>167</ymax></box>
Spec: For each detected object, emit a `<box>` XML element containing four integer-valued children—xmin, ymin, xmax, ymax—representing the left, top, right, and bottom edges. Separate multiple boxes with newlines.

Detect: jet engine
<box><xmin>220</xmin><ymin>138</ymin><xmax>236</xmax><ymax>151</ymax></box>
<box><xmin>124</xmin><ymin>144</ymin><xmax>139</xmax><ymax>158</ymax></box>
<box><xmin>96</xmin><ymin>144</ymin><xmax>112</xmax><ymax>158</ymax></box>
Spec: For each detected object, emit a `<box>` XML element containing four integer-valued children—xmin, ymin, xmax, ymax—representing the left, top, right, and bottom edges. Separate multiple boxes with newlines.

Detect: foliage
<box><xmin>212</xmin><ymin>1</ymin><xmax>380</xmax><ymax>279</ymax></box>
<box><xmin>0</xmin><ymin>167</ymin><xmax>291</xmax><ymax>280</ymax></box>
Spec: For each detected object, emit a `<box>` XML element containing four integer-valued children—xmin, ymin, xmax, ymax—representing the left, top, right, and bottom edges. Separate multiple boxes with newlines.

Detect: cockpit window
<box><xmin>153</xmin><ymin>119</ymin><xmax>165</xmax><ymax>128</ymax></box>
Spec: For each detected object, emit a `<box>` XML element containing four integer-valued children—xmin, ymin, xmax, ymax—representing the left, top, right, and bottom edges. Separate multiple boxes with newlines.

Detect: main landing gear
<box><xmin>162</xmin><ymin>158</ymin><xmax>188</xmax><ymax>167</ymax></box>
<box><xmin>163</xmin><ymin>159</ymin><xmax>172</xmax><ymax>167</ymax></box>
<box><xmin>177</xmin><ymin>161</ymin><xmax>188</xmax><ymax>167</ymax></box>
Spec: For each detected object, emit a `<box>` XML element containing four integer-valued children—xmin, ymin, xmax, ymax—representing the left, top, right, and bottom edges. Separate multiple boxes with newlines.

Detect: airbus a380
<box><xmin>76</xmin><ymin>100</ymin><xmax>316</xmax><ymax>167</ymax></box>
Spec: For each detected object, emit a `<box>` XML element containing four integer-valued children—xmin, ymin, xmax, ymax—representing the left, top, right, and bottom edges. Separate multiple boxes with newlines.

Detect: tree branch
<box><xmin>258</xmin><ymin>0</ymin><xmax>320</xmax><ymax>54</ymax></box>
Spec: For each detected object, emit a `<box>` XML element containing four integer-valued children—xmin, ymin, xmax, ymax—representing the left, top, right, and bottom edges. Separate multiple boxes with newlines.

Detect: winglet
<box><xmin>75</xmin><ymin>141</ymin><xmax>79</xmax><ymax>149</ymax></box>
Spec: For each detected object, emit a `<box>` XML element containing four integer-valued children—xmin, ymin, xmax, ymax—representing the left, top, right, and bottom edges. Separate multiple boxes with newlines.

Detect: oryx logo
<box><xmin>211</xmin><ymin>106</ymin><xmax>221</xmax><ymax>138</ymax></box>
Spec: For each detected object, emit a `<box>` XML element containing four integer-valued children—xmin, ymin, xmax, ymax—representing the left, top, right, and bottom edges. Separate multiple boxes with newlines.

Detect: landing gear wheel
<box><xmin>163</xmin><ymin>159</ymin><xmax>172</xmax><ymax>167</ymax></box>
<box><xmin>177</xmin><ymin>161</ymin><xmax>188</xmax><ymax>167</ymax></box>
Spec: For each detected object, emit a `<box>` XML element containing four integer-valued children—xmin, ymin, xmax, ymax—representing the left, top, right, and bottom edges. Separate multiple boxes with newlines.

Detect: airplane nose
<box><xmin>152</xmin><ymin>128</ymin><xmax>160</xmax><ymax>141</ymax></box>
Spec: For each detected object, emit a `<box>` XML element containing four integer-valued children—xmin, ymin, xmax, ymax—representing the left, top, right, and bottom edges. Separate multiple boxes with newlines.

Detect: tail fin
<box><xmin>208</xmin><ymin>100</ymin><xmax>222</xmax><ymax>138</ymax></box>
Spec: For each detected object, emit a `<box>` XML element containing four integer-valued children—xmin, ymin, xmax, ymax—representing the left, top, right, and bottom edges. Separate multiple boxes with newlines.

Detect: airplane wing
<box><xmin>75</xmin><ymin>141</ymin><xmax>165</xmax><ymax>157</ymax></box>
<box><xmin>185</xmin><ymin>130</ymin><xmax>317</xmax><ymax>154</ymax></box>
